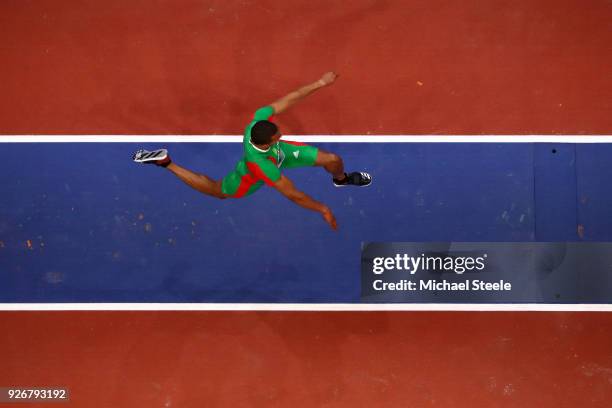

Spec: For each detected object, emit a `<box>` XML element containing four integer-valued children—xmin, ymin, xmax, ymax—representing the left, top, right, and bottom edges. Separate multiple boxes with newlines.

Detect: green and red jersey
<box><xmin>221</xmin><ymin>106</ymin><xmax>318</xmax><ymax>197</ymax></box>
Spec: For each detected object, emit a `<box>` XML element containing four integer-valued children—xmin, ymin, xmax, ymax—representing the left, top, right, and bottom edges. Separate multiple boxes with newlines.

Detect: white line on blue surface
<box><xmin>1</xmin><ymin>304</ymin><xmax>611</xmax><ymax>311</ymax></box>
<box><xmin>1</xmin><ymin>135</ymin><xmax>612</xmax><ymax>143</ymax></box>
<box><xmin>2</xmin><ymin>134</ymin><xmax>611</xmax><ymax>312</ymax></box>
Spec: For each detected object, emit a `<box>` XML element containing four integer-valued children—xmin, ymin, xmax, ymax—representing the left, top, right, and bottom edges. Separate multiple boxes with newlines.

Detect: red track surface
<box><xmin>1</xmin><ymin>0</ymin><xmax>610</xmax><ymax>134</ymax></box>
<box><xmin>2</xmin><ymin>1</ymin><xmax>612</xmax><ymax>406</ymax></box>
<box><xmin>2</xmin><ymin>312</ymin><xmax>612</xmax><ymax>407</ymax></box>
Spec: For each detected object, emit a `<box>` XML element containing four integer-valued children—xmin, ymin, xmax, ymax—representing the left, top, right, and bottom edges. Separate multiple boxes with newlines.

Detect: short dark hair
<box><xmin>251</xmin><ymin>120</ymin><xmax>278</xmax><ymax>145</ymax></box>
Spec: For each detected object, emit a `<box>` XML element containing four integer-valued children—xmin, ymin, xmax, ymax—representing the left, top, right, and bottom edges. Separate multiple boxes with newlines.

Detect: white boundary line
<box><xmin>1</xmin><ymin>303</ymin><xmax>611</xmax><ymax>312</ymax></box>
<box><xmin>1</xmin><ymin>135</ymin><xmax>612</xmax><ymax>143</ymax></box>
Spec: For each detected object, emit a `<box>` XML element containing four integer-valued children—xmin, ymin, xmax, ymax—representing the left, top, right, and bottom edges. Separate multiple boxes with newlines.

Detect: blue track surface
<box><xmin>0</xmin><ymin>143</ymin><xmax>610</xmax><ymax>302</ymax></box>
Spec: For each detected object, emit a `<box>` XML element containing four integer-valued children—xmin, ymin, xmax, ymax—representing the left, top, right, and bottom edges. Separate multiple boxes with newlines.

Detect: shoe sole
<box><xmin>133</xmin><ymin>149</ymin><xmax>168</xmax><ymax>163</ymax></box>
<box><xmin>333</xmin><ymin>180</ymin><xmax>373</xmax><ymax>188</ymax></box>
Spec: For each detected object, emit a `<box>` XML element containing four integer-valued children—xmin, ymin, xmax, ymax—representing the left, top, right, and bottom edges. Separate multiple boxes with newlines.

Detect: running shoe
<box><xmin>133</xmin><ymin>148</ymin><xmax>171</xmax><ymax>167</ymax></box>
<box><xmin>333</xmin><ymin>171</ymin><xmax>372</xmax><ymax>187</ymax></box>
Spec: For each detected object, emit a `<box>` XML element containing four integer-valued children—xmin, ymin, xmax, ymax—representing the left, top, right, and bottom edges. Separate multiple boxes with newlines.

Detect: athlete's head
<box><xmin>251</xmin><ymin>120</ymin><xmax>280</xmax><ymax>146</ymax></box>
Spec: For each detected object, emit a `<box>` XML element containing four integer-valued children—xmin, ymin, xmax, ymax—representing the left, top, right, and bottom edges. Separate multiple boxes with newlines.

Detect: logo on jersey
<box><xmin>293</xmin><ymin>151</ymin><xmax>300</xmax><ymax>159</ymax></box>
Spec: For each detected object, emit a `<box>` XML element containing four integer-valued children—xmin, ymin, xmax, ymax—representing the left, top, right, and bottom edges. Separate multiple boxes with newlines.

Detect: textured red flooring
<box><xmin>1</xmin><ymin>1</ymin><xmax>611</xmax><ymax>406</ymax></box>
<box><xmin>1</xmin><ymin>312</ymin><xmax>612</xmax><ymax>407</ymax></box>
<box><xmin>0</xmin><ymin>0</ymin><xmax>610</xmax><ymax>135</ymax></box>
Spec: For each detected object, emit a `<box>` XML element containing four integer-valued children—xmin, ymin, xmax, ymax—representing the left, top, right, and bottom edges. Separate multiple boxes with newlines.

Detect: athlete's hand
<box><xmin>319</xmin><ymin>72</ymin><xmax>338</xmax><ymax>86</ymax></box>
<box><xmin>321</xmin><ymin>207</ymin><xmax>338</xmax><ymax>230</ymax></box>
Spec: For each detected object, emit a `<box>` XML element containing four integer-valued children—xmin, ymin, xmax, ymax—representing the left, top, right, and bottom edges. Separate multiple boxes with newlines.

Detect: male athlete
<box><xmin>133</xmin><ymin>72</ymin><xmax>371</xmax><ymax>230</ymax></box>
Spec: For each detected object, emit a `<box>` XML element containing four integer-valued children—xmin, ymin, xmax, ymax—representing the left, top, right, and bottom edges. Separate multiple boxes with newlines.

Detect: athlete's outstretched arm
<box><xmin>273</xmin><ymin>175</ymin><xmax>337</xmax><ymax>230</ymax></box>
<box><xmin>270</xmin><ymin>72</ymin><xmax>338</xmax><ymax>115</ymax></box>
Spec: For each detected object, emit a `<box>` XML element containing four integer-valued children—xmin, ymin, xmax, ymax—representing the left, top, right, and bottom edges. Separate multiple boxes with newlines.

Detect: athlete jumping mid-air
<box><xmin>133</xmin><ymin>72</ymin><xmax>371</xmax><ymax>230</ymax></box>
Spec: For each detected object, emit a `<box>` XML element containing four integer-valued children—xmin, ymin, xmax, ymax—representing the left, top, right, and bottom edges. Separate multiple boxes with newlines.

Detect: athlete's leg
<box><xmin>134</xmin><ymin>148</ymin><xmax>257</xmax><ymax>198</ymax></box>
<box><xmin>166</xmin><ymin>162</ymin><xmax>227</xmax><ymax>199</ymax></box>
<box><xmin>314</xmin><ymin>149</ymin><xmax>346</xmax><ymax>181</ymax></box>
<box><xmin>315</xmin><ymin>149</ymin><xmax>372</xmax><ymax>187</ymax></box>
<box><xmin>278</xmin><ymin>142</ymin><xmax>371</xmax><ymax>187</ymax></box>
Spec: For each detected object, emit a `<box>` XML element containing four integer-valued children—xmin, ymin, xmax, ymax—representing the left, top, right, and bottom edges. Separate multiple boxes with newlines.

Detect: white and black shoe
<box><xmin>133</xmin><ymin>149</ymin><xmax>171</xmax><ymax>167</ymax></box>
<box><xmin>333</xmin><ymin>171</ymin><xmax>372</xmax><ymax>187</ymax></box>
